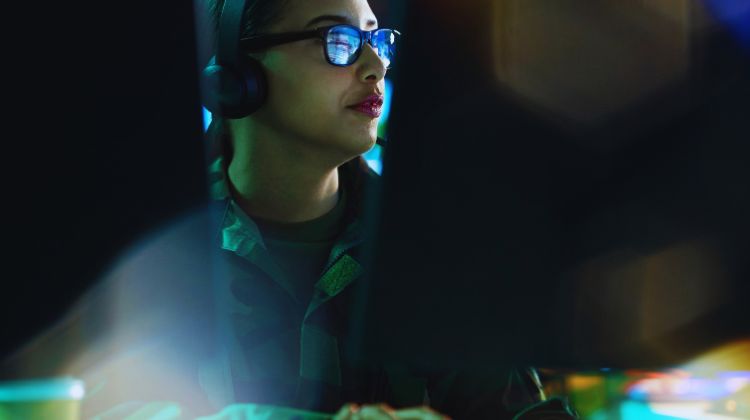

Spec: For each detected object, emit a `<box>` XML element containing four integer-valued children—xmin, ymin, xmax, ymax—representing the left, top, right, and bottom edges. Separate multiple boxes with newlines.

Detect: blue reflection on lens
<box><xmin>327</xmin><ymin>27</ymin><xmax>361</xmax><ymax>65</ymax></box>
<box><xmin>373</xmin><ymin>30</ymin><xmax>396</xmax><ymax>68</ymax></box>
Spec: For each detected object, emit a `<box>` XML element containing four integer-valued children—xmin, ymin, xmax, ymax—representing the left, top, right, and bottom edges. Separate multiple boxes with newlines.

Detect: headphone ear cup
<box><xmin>200</xmin><ymin>55</ymin><xmax>267</xmax><ymax>119</ymax></box>
<box><xmin>235</xmin><ymin>55</ymin><xmax>267</xmax><ymax>117</ymax></box>
<box><xmin>201</xmin><ymin>56</ymin><xmax>230</xmax><ymax>116</ymax></box>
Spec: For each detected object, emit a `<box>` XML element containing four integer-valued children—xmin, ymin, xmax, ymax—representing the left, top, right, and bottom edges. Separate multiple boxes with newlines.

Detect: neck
<box><xmin>226</xmin><ymin>120</ymin><xmax>341</xmax><ymax>223</ymax></box>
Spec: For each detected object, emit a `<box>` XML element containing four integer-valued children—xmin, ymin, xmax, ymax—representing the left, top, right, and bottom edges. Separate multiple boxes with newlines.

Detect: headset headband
<box><xmin>217</xmin><ymin>0</ymin><xmax>248</xmax><ymax>70</ymax></box>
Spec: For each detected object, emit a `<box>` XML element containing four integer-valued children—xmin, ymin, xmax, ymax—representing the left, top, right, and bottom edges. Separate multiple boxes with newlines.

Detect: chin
<box><xmin>339</xmin><ymin>127</ymin><xmax>377</xmax><ymax>153</ymax></box>
<box><xmin>356</xmin><ymin>132</ymin><xmax>378</xmax><ymax>154</ymax></box>
<box><xmin>323</xmin><ymin>136</ymin><xmax>372</xmax><ymax>168</ymax></box>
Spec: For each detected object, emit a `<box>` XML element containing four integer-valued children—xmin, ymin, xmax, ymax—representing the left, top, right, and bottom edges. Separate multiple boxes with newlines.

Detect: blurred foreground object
<box><xmin>538</xmin><ymin>340</ymin><xmax>750</xmax><ymax>419</ymax></box>
<box><xmin>492</xmin><ymin>0</ymin><xmax>748</xmax><ymax>145</ymax></box>
<box><xmin>0</xmin><ymin>377</ymin><xmax>84</xmax><ymax>420</ymax></box>
<box><xmin>1</xmin><ymin>210</ymin><xmax>218</xmax><ymax>418</ymax></box>
<box><xmin>360</xmin><ymin>0</ymin><xmax>750</xmax><ymax>370</ymax></box>
<box><xmin>512</xmin><ymin>397</ymin><xmax>579</xmax><ymax>419</ymax></box>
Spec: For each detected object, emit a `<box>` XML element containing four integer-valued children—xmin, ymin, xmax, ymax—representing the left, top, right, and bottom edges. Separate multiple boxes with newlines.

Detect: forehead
<box><xmin>273</xmin><ymin>0</ymin><xmax>378</xmax><ymax>30</ymax></box>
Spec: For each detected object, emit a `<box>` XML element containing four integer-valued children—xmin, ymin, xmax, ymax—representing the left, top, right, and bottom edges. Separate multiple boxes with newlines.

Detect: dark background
<box><xmin>2</xmin><ymin>1</ymin><xmax>208</xmax><ymax>359</ymax></box>
<box><xmin>359</xmin><ymin>0</ymin><xmax>750</xmax><ymax>370</ymax></box>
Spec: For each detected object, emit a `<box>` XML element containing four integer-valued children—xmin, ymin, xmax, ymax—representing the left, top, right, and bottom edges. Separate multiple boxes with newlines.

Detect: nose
<box><xmin>356</xmin><ymin>43</ymin><xmax>387</xmax><ymax>84</ymax></box>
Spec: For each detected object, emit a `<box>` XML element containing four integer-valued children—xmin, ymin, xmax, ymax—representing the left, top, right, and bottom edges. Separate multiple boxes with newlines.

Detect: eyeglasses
<box><xmin>240</xmin><ymin>24</ymin><xmax>401</xmax><ymax>68</ymax></box>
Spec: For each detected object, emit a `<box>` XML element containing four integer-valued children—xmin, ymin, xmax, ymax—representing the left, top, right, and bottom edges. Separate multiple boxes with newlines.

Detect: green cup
<box><xmin>0</xmin><ymin>377</ymin><xmax>84</xmax><ymax>420</ymax></box>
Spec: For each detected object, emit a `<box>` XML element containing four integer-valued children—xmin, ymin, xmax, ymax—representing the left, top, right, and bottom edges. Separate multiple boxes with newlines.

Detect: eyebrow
<box><xmin>305</xmin><ymin>14</ymin><xmax>378</xmax><ymax>29</ymax></box>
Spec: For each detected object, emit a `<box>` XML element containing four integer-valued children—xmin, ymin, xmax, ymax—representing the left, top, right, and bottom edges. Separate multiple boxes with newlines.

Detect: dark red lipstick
<box><xmin>348</xmin><ymin>94</ymin><xmax>384</xmax><ymax>118</ymax></box>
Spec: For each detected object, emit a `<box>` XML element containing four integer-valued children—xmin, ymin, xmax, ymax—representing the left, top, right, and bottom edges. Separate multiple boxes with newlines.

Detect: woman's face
<box><xmin>254</xmin><ymin>0</ymin><xmax>386</xmax><ymax>162</ymax></box>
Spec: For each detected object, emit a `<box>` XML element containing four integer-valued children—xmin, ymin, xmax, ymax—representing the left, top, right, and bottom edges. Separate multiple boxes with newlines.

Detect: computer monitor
<box><xmin>349</xmin><ymin>0</ymin><xmax>750</xmax><ymax>372</ymax></box>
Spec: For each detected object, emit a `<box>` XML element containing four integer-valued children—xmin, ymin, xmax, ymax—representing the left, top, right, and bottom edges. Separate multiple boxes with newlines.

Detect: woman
<box><xmin>200</xmin><ymin>0</ymin><xmax>549</xmax><ymax>419</ymax></box>
<box><xmin>201</xmin><ymin>0</ymin><xmax>449</xmax><ymax>417</ymax></box>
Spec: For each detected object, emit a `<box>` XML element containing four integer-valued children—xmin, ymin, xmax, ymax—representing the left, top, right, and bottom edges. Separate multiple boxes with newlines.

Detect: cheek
<box><xmin>267</xmin><ymin>60</ymin><xmax>351</xmax><ymax>129</ymax></box>
<box><xmin>261</xmin><ymin>51</ymin><xmax>377</xmax><ymax>152</ymax></box>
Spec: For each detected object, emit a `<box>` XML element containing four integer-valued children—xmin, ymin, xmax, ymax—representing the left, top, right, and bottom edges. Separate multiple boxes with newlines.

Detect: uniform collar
<box><xmin>208</xmin><ymin>156</ymin><xmax>370</xmax><ymax>306</ymax></box>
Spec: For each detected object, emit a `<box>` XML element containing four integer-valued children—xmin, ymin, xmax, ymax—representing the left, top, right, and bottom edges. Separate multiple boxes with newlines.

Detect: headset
<box><xmin>201</xmin><ymin>0</ymin><xmax>267</xmax><ymax>119</ymax></box>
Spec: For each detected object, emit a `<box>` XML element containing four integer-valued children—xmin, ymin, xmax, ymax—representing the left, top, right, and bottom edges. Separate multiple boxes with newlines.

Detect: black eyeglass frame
<box><xmin>239</xmin><ymin>24</ymin><xmax>401</xmax><ymax>68</ymax></box>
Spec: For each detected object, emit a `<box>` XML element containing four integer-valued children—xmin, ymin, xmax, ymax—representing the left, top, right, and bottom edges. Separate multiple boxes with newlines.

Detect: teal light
<box><xmin>618</xmin><ymin>401</ymin><xmax>684</xmax><ymax>420</ymax></box>
<box><xmin>381</xmin><ymin>78</ymin><xmax>393</xmax><ymax>125</ymax></box>
<box><xmin>203</xmin><ymin>106</ymin><xmax>212</xmax><ymax>132</ymax></box>
<box><xmin>367</xmin><ymin>77</ymin><xmax>392</xmax><ymax>175</ymax></box>
<box><xmin>0</xmin><ymin>378</ymin><xmax>85</xmax><ymax>402</ymax></box>
<box><xmin>363</xmin><ymin>144</ymin><xmax>383</xmax><ymax>174</ymax></box>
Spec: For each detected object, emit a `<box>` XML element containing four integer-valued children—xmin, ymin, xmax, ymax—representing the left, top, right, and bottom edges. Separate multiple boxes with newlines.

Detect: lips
<box><xmin>347</xmin><ymin>94</ymin><xmax>384</xmax><ymax>118</ymax></box>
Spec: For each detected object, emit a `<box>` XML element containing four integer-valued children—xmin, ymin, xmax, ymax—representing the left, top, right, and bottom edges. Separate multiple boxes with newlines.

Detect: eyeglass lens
<box><xmin>326</xmin><ymin>26</ymin><xmax>362</xmax><ymax>65</ymax></box>
<box><xmin>325</xmin><ymin>26</ymin><xmax>397</xmax><ymax>67</ymax></box>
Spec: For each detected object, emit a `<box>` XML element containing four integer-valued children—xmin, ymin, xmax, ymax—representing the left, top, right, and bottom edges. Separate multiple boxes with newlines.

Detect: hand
<box><xmin>333</xmin><ymin>403</ymin><xmax>451</xmax><ymax>420</ymax></box>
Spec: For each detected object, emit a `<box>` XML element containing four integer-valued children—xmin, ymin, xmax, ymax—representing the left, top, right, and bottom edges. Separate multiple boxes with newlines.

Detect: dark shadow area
<box><xmin>2</xmin><ymin>0</ymin><xmax>208</xmax><ymax>359</ymax></box>
<box><xmin>356</xmin><ymin>0</ymin><xmax>750</xmax><ymax>371</ymax></box>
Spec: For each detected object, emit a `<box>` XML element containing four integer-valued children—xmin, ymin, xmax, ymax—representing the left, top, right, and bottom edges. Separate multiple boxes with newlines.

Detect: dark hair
<box><xmin>206</xmin><ymin>0</ymin><xmax>289</xmax><ymax>38</ymax></box>
<box><xmin>204</xmin><ymin>0</ymin><xmax>289</xmax><ymax>165</ymax></box>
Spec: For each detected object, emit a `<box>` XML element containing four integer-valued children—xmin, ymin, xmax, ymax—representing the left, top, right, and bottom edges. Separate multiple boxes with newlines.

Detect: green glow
<box><xmin>377</xmin><ymin>119</ymin><xmax>388</xmax><ymax>139</ymax></box>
